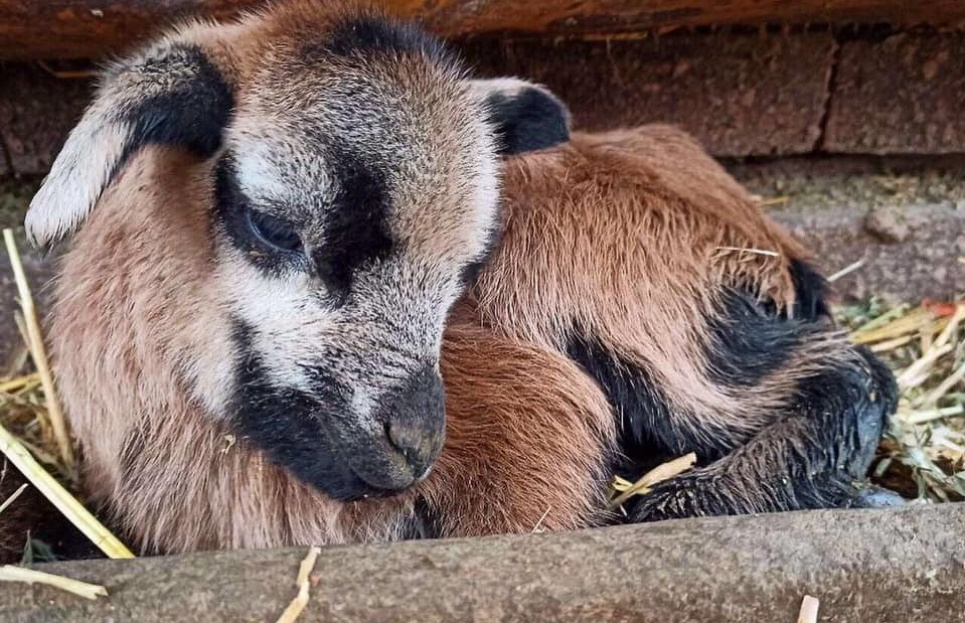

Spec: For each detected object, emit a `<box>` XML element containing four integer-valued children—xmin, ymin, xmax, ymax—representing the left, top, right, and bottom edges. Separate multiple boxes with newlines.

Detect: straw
<box><xmin>0</xmin><ymin>565</ymin><xmax>107</xmax><ymax>600</ymax></box>
<box><xmin>0</xmin><ymin>421</ymin><xmax>134</xmax><ymax>559</ymax></box>
<box><xmin>797</xmin><ymin>595</ymin><xmax>819</xmax><ymax>623</ymax></box>
<box><xmin>0</xmin><ymin>483</ymin><xmax>28</xmax><ymax>516</ymax></box>
<box><xmin>608</xmin><ymin>453</ymin><xmax>697</xmax><ymax>510</ymax></box>
<box><xmin>2</xmin><ymin>229</ymin><xmax>73</xmax><ymax>471</ymax></box>
<box><xmin>275</xmin><ymin>546</ymin><xmax>321</xmax><ymax>623</ymax></box>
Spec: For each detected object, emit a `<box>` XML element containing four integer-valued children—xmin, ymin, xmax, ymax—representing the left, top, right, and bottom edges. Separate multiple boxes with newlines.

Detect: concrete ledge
<box><xmin>730</xmin><ymin>157</ymin><xmax>965</xmax><ymax>302</ymax></box>
<box><xmin>1</xmin><ymin>504</ymin><xmax>963</xmax><ymax>622</ymax></box>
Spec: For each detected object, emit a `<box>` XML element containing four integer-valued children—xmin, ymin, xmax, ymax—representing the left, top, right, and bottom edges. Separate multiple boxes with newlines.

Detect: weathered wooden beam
<box><xmin>0</xmin><ymin>504</ymin><xmax>963</xmax><ymax>622</ymax></box>
<box><xmin>1</xmin><ymin>0</ymin><xmax>965</xmax><ymax>60</ymax></box>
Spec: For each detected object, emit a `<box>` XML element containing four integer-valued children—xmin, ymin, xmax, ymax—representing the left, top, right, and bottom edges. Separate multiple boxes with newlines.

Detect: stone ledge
<box><xmin>0</xmin><ymin>504</ymin><xmax>962</xmax><ymax>623</ymax></box>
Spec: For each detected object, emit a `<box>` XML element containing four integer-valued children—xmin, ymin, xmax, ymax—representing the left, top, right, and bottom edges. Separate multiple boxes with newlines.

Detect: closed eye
<box><xmin>247</xmin><ymin>209</ymin><xmax>303</xmax><ymax>254</ymax></box>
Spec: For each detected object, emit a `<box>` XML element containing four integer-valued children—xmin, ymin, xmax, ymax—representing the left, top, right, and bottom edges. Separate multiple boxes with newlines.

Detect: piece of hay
<box><xmin>0</xmin><ymin>483</ymin><xmax>28</xmax><ymax>516</ymax></box>
<box><xmin>0</xmin><ymin>422</ymin><xmax>134</xmax><ymax>559</ymax></box>
<box><xmin>608</xmin><ymin>453</ymin><xmax>697</xmax><ymax>510</ymax></box>
<box><xmin>3</xmin><ymin>229</ymin><xmax>73</xmax><ymax>471</ymax></box>
<box><xmin>275</xmin><ymin>546</ymin><xmax>321</xmax><ymax>623</ymax></box>
<box><xmin>0</xmin><ymin>565</ymin><xmax>107</xmax><ymax>600</ymax></box>
<box><xmin>531</xmin><ymin>506</ymin><xmax>552</xmax><ymax>533</ymax></box>
<box><xmin>827</xmin><ymin>258</ymin><xmax>866</xmax><ymax>283</ymax></box>
<box><xmin>797</xmin><ymin>595</ymin><xmax>819</xmax><ymax>623</ymax></box>
<box><xmin>715</xmin><ymin>246</ymin><xmax>780</xmax><ymax>258</ymax></box>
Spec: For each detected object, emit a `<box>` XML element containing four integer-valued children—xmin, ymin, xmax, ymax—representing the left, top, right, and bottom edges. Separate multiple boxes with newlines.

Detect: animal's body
<box><xmin>23</xmin><ymin>1</ymin><xmax>897</xmax><ymax>554</ymax></box>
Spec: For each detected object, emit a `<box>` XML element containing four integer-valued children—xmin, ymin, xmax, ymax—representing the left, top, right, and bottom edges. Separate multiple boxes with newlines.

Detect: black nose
<box><xmin>381</xmin><ymin>365</ymin><xmax>446</xmax><ymax>480</ymax></box>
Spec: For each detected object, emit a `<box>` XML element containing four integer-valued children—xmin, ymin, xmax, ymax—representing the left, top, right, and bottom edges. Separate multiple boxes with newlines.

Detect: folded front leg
<box><xmin>629</xmin><ymin>346</ymin><xmax>898</xmax><ymax>522</ymax></box>
<box><xmin>418</xmin><ymin>323</ymin><xmax>616</xmax><ymax>537</ymax></box>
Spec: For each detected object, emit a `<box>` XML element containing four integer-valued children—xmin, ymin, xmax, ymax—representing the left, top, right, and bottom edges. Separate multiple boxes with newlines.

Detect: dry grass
<box><xmin>0</xmin><ymin>231</ymin><xmax>133</xmax><ymax>560</ymax></box>
<box><xmin>839</xmin><ymin>298</ymin><xmax>965</xmax><ymax>502</ymax></box>
<box><xmin>0</xmin><ymin>369</ymin><xmax>72</xmax><ymax>484</ymax></box>
<box><xmin>274</xmin><ymin>546</ymin><xmax>321</xmax><ymax>623</ymax></box>
<box><xmin>0</xmin><ymin>565</ymin><xmax>107</xmax><ymax>600</ymax></box>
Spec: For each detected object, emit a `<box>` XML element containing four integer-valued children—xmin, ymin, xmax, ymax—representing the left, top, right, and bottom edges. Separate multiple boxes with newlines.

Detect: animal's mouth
<box><xmin>327</xmin><ymin>422</ymin><xmax>437</xmax><ymax>493</ymax></box>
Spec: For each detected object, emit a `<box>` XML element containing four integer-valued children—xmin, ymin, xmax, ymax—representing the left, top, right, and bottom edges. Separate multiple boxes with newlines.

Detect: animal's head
<box><xmin>27</xmin><ymin>3</ymin><xmax>570</xmax><ymax>501</ymax></box>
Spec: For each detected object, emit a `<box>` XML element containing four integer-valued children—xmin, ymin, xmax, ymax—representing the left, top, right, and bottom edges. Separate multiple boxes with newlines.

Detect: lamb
<box><xmin>24</xmin><ymin>0</ymin><xmax>898</xmax><ymax>554</ymax></box>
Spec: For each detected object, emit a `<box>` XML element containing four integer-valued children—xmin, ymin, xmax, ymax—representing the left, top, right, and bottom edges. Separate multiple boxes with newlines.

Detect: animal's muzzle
<box><xmin>367</xmin><ymin>364</ymin><xmax>446</xmax><ymax>489</ymax></box>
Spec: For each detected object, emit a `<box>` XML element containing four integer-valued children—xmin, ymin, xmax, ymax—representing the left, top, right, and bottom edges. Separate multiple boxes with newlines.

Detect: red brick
<box><xmin>463</xmin><ymin>32</ymin><xmax>836</xmax><ymax>156</ymax></box>
<box><xmin>824</xmin><ymin>33</ymin><xmax>965</xmax><ymax>154</ymax></box>
<box><xmin>0</xmin><ymin>64</ymin><xmax>90</xmax><ymax>175</ymax></box>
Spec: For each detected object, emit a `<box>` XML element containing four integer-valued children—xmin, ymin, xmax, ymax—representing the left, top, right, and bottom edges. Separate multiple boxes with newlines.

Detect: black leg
<box><xmin>627</xmin><ymin>347</ymin><xmax>898</xmax><ymax>522</ymax></box>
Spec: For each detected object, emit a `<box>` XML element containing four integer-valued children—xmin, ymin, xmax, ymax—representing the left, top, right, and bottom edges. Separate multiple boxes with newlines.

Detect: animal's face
<box><xmin>26</xmin><ymin>8</ymin><xmax>569</xmax><ymax>501</ymax></box>
<box><xmin>211</xmin><ymin>40</ymin><xmax>501</xmax><ymax>499</ymax></box>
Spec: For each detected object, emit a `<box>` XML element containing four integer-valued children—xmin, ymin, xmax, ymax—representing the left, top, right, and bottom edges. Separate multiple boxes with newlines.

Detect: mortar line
<box><xmin>0</xmin><ymin>131</ymin><xmax>14</xmax><ymax>176</ymax></box>
<box><xmin>813</xmin><ymin>33</ymin><xmax>842</xmax><ymax>152</ymax></box>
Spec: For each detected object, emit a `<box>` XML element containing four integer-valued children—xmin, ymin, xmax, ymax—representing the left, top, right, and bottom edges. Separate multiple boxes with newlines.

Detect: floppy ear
<box><xmin>25</xmin><ymin>22</ymin><xmax>240</xmax><ymax>250</ymax></box>
<box><xmin>470</xmin><ymin>78</ymin><xmax>571</xmax><ymax>156</ymax></box>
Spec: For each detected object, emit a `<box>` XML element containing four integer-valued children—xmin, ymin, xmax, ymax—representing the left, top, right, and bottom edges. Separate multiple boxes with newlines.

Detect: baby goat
<box><xmin>25</xmin><ymin>1</ymin><xmax>897</xmax><ymax>553</ymax></box>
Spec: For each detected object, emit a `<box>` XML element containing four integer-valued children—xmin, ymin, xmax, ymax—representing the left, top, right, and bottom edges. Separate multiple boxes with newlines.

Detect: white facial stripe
<box><xmin>466</xmin><ymin>116</ymin><xmax>501</xmax><ymax>255</ymax></box>
<box><xmin>26</xmin><ymin>120</ymin><xmax>132</xmax><ymax>249</ymax></box>
<box><xmin>218</xmin><ymin>248</ymin><xmax>324</xmax><ymax>393</ymax></box>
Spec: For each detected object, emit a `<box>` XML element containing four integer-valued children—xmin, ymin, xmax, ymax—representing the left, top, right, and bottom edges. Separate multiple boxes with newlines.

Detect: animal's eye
<box><xmin>247</xmin><ymin>209</ymin><xmax>303</xmax><ymax>254</ymax></box>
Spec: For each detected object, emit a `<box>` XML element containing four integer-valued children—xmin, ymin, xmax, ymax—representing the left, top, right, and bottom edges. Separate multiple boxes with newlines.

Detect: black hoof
<box><xmin>848</xmin><ymin>484</ymin><xmax>906</xmax><ymax>508</ymax></box>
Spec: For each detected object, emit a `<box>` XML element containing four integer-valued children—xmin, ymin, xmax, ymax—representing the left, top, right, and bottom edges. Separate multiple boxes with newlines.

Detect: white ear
<box><xmin>468</xmin><ymin>78</ymin><xmax>571</xmax><ymax>156</ymax></box>
<box><xmin>26</xmin><ymin>23</ymin><xmax>237</xmax><ymax>250</ymax></box>
<box><xmin>26</xmin><ymin>118</ymin><xmax>134</xmax><ymax>250</ymax></box>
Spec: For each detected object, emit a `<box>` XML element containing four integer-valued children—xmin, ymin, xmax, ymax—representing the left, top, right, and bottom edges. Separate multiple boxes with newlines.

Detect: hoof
<box><xmin>849</xmin><ymin>485</ymin><xmax>906</xmax><ymax>508</ymax></box>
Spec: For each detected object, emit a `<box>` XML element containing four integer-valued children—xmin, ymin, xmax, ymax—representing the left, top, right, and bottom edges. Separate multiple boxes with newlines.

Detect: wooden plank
<box><xmin>0</xmin><ymin>0</ymin><xmax>964</xmax><ymax>60</ymax></box>
<box><xmin>0</xmin><ymin>505</ymin><xmax>963</xmax><ymax>622</ymax></box>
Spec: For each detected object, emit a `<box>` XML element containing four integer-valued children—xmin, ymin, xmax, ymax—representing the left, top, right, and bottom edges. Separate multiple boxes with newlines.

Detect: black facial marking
<box><xmin>214</xmin><ymin>156</ymin><xmax>310</xmax><ymax>275</ymax></box>
<box><xmin>118</xmin><ymin>44</ymin><xmax>232</xmax><ymax>164</ymax></box>
<box><xmin>404</xmin><ymin>499</ymin><xmax>443</xmax><ymax>540</ymax></box>
<box><xmin>704</xmin><ymin>289</ymin><xmax>801</xmax><ymax>388</ymax></box>
<box><xmin>312</xmin><ymin>150</ymin><xmax>394</xmax><ymax>301</ymax></box>
<box><xmin>321</xmin><ymin>15</ymin><xmax>453</xmax><ymax>64</ymax></box>
<box><xmin>228</xmin><ymin>321</ymin><xmax>381</xmax><ymax>501</ymax></box>
<box><xmin>789</xmin><ymin>258</ymin><xmax>831</xmax><ymax>321</ymax></box>
<box><xmin>484</xmin><ymin>87</ymin><xmax>570</xmax><ymax>156</ymax></box>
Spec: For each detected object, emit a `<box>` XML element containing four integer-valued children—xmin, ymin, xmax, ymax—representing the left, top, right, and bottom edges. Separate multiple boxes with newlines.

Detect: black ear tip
<box><xmin>486</xmin><ymin>84</ymin><xmax>571</xmax><ymax>156</ymax></box>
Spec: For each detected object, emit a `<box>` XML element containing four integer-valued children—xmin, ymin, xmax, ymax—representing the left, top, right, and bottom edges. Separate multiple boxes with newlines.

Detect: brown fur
<box><xmin>47</xmin><ymin>125</ymin><xmax>858</xmax><ymax>553</ymax></box>
<box><xmin>472</xmin><ymin>126</ymin><xmax>854</xmax><ymax>452</ymax></box>
<box><xmin>48</xmin><ymin>143</ymin><xmax>615</xmax><ymax>553</ymax></box>
<box><xmin>33</xmin><ymin>4</ymin><xmax>894</xmax><ymax>555</ymax></box>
